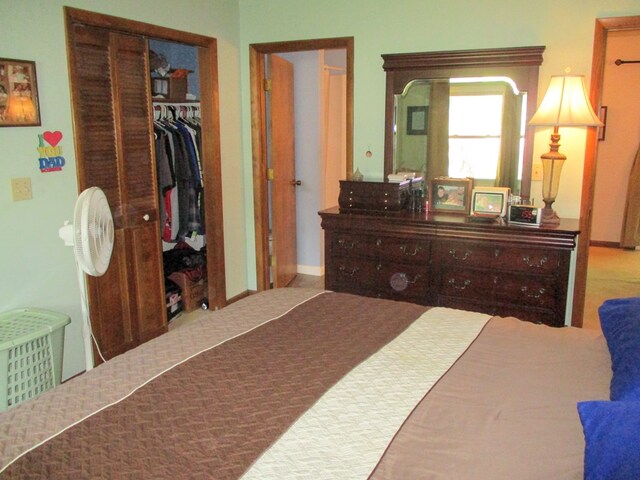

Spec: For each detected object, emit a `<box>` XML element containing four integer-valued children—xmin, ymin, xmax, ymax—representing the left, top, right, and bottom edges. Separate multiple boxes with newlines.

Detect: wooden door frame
<box><xmin>572</xmin><ymin>15</ymin><xmax>640</xmax><ymax>327</ymax></box>
<box><xmin>250</xmin><ymin>37</ymin><xmax>354</xmax><ymax>291</ymax></box>
<box><xmin>64</xmin><ymin>7</ymin><xmax>226</xmax><ymax>310</ymax></box>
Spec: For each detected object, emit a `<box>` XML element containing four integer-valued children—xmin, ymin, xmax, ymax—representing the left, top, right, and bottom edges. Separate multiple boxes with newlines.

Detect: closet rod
<box><xmin>152</xmin><ymin>101</ymin><xmax>201</xmax><ymax>106</ymax></box>
<box><xmin>615</xmin><ymin>59</ymin><xmax>640</xmax><ymax>66</ymax></box>
<box><xmin>153</xmin><ymin>102</ymin><xmax>200</xmax><ymax>121</ymax></box>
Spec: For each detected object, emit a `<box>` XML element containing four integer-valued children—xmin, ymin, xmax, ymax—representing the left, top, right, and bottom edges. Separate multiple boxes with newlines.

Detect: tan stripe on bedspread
<box><xmin>3</xmin><ymin>293</ymin><xmax>427</xmax><ymax>479</ymax></box>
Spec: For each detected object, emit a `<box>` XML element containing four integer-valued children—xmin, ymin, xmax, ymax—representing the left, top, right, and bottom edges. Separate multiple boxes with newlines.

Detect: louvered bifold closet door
<box><xmin>67</xmin><ymin>22</ymin><xmax>166</xmax><ymax>363</ymax></box>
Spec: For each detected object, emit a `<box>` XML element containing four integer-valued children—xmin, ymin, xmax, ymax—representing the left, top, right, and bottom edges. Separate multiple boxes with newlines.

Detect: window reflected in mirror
<box><xmin>394</xmin><ymin>76</ymin><xmax>527</xmax><ymax>193</ymax></box>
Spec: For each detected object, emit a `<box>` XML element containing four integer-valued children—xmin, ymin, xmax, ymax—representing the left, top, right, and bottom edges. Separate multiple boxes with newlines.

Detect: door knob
<box><xmin>143</xmin><ymin>214</ymin><xmax>150</xmax><ymax>221</ymax></box>
<box><xmin>291</xmin><ymin>180</ymin><xmax>302</xmax><ymax>186</ymax></box>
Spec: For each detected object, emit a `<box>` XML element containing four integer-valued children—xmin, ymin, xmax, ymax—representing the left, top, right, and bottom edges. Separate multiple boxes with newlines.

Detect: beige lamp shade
<box><xmin>529</xmin><ymin>75</ymin><xmax>603</xmax><ymax>127</ymax></box>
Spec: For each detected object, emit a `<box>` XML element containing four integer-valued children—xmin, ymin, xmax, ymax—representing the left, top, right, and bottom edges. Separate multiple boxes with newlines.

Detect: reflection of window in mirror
<box><xmin>393</xmin><ymin>75</ymin><xmax>528</xmax><ymax>195</ymax></box>
<box><xmin>449</xmin><ymin>95</ymin><xmax>503</xmax><ymax>181</ymax></box>
<box><xmin>447</xmin><ymin>78</ymin><xmax>526</xmax><ymax>189</ymax></box>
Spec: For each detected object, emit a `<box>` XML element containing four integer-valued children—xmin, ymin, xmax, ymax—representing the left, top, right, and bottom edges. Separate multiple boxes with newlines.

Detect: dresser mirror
<box><xmin>382</xmin><ymin>46</ymin><xmax>545</xmax><ymax>200</ymax></box>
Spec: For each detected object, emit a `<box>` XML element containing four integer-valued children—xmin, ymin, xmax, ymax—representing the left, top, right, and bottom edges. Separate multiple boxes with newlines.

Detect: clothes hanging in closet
<box><xmin>153</xmin><ymin>104</ymin><xmax>204</xmax><ymax>242</ymax></box>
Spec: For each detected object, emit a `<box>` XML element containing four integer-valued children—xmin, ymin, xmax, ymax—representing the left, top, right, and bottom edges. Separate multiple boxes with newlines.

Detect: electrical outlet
<box><xmin>531</xmin><ymin>162</ymin><xmax>544</xmax><ymax>181</ymax></box>
<box><xmin>11</xmin><ymin>177</ymin><xmax>33</xmax><ymax>201</ymax></box>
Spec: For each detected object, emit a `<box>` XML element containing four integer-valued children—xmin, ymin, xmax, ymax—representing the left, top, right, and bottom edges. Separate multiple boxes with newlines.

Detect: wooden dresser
<box><xmin>319</xmin><ymin>207</ymin><xmax>580</xmax><ymax>327</ymax></box>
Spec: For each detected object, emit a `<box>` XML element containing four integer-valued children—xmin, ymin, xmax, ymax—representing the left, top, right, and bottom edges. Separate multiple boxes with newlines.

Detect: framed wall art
<box><xmin>406</xmin><ymin>106</ymin><xmax>428</xmax><ymax>135</ymax></box>
<box><xmin>429</xmin><ymin>177</ymin><xmax>473</xmax><ymax>213</ymax></box>
<box><xmin>0</xmin><ymin>58</ymin><xmax>41</xmax><ymax>127</ymax></box>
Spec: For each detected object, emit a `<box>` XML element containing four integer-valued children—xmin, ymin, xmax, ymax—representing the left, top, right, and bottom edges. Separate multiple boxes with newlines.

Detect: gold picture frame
<box><xmin>0</xmin><ymin>58</ymin><xmax>41</xmax><ymax>127</ymax></box>
<box><xmin>429</xmin><ymin>177</ymin><xmax>473</xmax><ymax>214</ymax></box>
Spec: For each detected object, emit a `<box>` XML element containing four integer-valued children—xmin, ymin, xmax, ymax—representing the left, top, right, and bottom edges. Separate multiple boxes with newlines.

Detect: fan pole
<box><xmin>75</xmin><ymin>261</ymin><xmax>95</xmax><ymax>372</ymax></box>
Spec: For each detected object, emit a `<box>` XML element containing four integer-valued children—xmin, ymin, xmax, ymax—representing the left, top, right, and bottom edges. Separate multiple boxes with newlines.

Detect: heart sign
<box><xmin>43</xmin><ymin>131</ymin><xmax>63</xmax><ymax>147</ymax></box>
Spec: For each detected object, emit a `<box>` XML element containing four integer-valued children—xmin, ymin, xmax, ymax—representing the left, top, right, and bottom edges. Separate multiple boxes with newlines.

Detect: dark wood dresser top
<box><xmin>319</xmin><ymin>207</ymin><xmax>580</xmax><ymax>249</ymax></box>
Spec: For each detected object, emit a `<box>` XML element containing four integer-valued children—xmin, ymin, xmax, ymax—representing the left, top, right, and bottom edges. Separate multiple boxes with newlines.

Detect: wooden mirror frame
<box><xmin>382</xmin><ymin>46</ymin><xmax>545</xmax><ymax>200</ymax></box>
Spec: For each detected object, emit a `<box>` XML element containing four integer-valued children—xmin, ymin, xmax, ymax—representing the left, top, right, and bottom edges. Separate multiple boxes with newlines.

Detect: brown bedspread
<box><xmin>369</xmin><ymin>316</ymin><xmax>612</xmax><ymax>480</ymax></box>
<box><xmin>3</xmin><ymin>292</ymin><xmax>427</xmax><ymax>479</ymax></box>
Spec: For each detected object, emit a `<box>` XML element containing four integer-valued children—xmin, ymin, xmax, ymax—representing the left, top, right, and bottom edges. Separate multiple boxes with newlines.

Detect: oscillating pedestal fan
<box><xmin>59</xmin><ymin>187</ymin><xmax>114</xmax><ymax>372</ymax></box>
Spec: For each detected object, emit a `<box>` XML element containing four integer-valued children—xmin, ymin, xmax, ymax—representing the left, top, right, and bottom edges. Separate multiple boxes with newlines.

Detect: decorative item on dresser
<box><xmin>338</xmin><ymin>177</ymin><xmax>423</xmax><ymax>213</ymax></box>
<box><xmin>429</xmin><ymin>177</ymin><xmax>473</xmax><ymax>214</ymax></box>
<box><xmin>320</xmin><ymin>207</ymin><xmax>580</xmax><ymax>327</ymax></box>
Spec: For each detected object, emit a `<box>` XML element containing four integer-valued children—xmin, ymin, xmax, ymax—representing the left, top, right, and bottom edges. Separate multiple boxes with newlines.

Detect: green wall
<box><xmin>0</xmin><ymin>0</ymin><xmax>244</xmax><ymax>379</ymax></box>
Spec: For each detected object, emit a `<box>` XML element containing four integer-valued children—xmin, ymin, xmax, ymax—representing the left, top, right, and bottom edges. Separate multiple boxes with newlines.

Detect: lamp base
<box><xmin>541</xmin><ymin>206</ymin><xmax>560</xmax><ymax>225</ymax></box>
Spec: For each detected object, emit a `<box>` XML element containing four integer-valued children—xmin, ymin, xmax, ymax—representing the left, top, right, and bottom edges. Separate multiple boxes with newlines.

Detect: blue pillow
<box><xmin>578</xmin><ymin>400</ymin><xmax>640</xmax><ymax>480</ymax></box>
<box><xmin>598</xmin><ymin>297</ymin><xmax>640</xmax><ymax>401</ymax></box>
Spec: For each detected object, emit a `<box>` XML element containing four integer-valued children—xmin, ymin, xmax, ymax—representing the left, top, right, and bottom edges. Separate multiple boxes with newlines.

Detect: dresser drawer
<box><xmin>437</xmin><ymin>268</ymin><xmax>489</xmax><ymax>300</ymax></box>
<box><xmin>495</xmin><ymin>274</ymin><xmax>558</xmax><ymax>310</ymax></box>
<box><xmin>439</xmin><ymin>267</ymin><xmax>557</xmax><ymax>309</ymax></box>
<box><xmin>331</xmin><ymin>233</ymin><xmax>430</xmax><ymax>264</ymax></box>
<box><xmin>330</xmin><ymin>233</ymin><xmax>378</xmax><ymax>259</ymax></box>
<box><xmin>328</xmin><ymin>256</ymin><xmax>379</xmax><ymax>289</ymax></box>
<box><xmin>376</xmin><ymin>262</ymin><xmax>430</xmax><ymax>301</ymax></box>
<box><xmin>375</xmin><ymin>237</ymin><xmax>431</xmax><ymax>264</ymax></box>
<box><xmin>439</xmin><ymin>240</ymin><xmax>561</xmax><ymax>275</ymax></box>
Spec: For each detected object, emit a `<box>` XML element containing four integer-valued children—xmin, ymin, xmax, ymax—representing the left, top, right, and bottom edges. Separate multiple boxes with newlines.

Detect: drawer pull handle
<box><xmin>376</xmin><ymin>263</ymin><xmax>383</xmax><ymax>271</ymax></box>
<box><xmin>402</xmin><ymin>273</ymin><xmax>422</xmax><ymax>284</ymax></box>
<box><xmin>521</xmin><ymin>286</ymin><xmax>546</xmax><ymax>298</ymax></box>
<box><xmin>522</xmin><ymin>255</ymin><xmax>548</xmax><ymax>268</ymax></box>
<box><xmin>376</xmin><ymin>238</ymin><xmax>382</xmax><ymax>246</ymax></box>
<box><xmin>400</xmin><ymin>245</ymin><xmax>422</xmax><ymax>256</ymax></box>
<box><xmin>448</xmin><ymin>278</ymin><xmax>471</xmax><ymax>291</ymax></box>
<box><xmin>494</xmin><ymin>248</ymin><xmax>501</xmax><ymax>258</ymax></box>
<box><xmin>449</xmin><ymin>249</ymin><xmax>471</xmax><ymax>261</ymax></box>
<box><xmin>337</xmin><ymin>239</ymin><xmax>355</xmax><ymax>249</ymax></box>
<box><xmin>338</xmin><ymin>266</ymin><xmax>358</xmax><ymax>276</ymax></box>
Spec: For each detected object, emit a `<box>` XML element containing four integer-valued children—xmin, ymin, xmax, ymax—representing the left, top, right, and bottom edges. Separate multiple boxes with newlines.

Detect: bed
<box><xmin>0</xmin><ymin>288</ymin><xmax>634</xmax><ymax>479</ymax></box>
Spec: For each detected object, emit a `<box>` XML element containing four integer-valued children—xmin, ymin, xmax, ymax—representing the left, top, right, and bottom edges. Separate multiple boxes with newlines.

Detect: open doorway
<box><xmin>590</xmin><ymin>29</ymin><xmax>640</xmax><ymax>248</ymax></box>
<box><xmin>250</xmin><ymin>38</ymin><xmax>354</xmax><ymax>291</ymax></box>
<box><xmin>574</xmin><ymin>15</ymin><xmax>640</xmax><ymax>328</ymax></box>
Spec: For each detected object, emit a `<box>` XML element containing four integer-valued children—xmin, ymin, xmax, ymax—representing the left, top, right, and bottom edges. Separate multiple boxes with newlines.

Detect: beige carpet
<box><xmin>583</xmin><ymin>246</ymin><xmax>640</xmax><ymax>331</ymax></box>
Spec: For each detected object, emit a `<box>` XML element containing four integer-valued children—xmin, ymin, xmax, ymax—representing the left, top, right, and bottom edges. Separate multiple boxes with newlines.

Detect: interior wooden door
<box><xmin>67</xmin><ymin>21</ymin><xmax>166</xmax><ymax>363</ymax></box>
<box><xmin>268</xmin><ymin>54</ymin><xmax>298</xmax><ymax>287</ymax></box>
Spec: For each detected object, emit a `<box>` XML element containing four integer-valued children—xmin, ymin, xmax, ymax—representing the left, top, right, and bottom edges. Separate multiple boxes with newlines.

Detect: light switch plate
<box><xmin>531</xmin><ymin>162</ymin><xmax>544</xmax><ymax>181</ymax></box>
<box><xmin>11</xmin><ymin>177</ymin><xmax>33</xmax><ymax>201</ymax></box>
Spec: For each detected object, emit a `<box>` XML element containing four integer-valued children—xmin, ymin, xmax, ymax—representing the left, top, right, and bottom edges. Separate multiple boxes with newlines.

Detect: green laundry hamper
<box><xmin>0</xmin><ymin>308</ymin><xmax>71</xmax><ymax>412</ymax></box>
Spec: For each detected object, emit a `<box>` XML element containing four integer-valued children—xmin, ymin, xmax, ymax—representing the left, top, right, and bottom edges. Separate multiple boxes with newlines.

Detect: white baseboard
<box><xmin>297</xmin><ymin>265</ymin><xmax>324</xmax><ymax>276</ymax></box>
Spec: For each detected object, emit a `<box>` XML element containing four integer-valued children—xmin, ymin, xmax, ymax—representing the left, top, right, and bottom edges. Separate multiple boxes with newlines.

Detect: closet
<box><xmin>149</xmin><ymin>40</ymin><xmax>209</xmax><ymax>320</ymax></box>
<box><xmin>64</xmin><ymin>7</ymin><xmax>226</xmax><ymax>364</ymax></box>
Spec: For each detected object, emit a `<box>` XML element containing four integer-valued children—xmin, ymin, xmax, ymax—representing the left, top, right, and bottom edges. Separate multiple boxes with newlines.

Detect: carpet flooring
<box><xmin>583</xmin><ymin>246</ymin><xmax>640</xmax><ymax>331</ymax></box>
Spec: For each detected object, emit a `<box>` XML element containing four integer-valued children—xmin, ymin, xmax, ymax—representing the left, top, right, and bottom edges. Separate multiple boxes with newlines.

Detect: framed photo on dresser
<box><xmin>429</xmin><ymin>177</ymin><xmax>473</xmax><ymax>213</ymax></box>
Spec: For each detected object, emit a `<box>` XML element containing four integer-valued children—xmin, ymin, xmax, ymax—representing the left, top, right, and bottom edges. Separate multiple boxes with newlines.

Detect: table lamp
<box><xmin>529</xmin><ymin>75</ymin><xmax>603</xmax><ymax>224</ymax></box>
